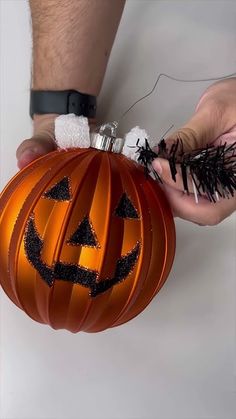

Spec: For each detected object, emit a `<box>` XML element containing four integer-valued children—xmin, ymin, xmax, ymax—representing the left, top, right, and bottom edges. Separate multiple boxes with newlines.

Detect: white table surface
<box><xmin>0</xmin><ymin>1</ymin><xmax>235</xmax><ymax>418</ymax></box>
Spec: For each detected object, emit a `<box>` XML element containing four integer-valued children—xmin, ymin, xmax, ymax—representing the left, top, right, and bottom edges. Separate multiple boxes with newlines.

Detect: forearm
<box><xmin>30</xmin><ymin>0</ymin><xmax>125</xmax><ymax>95</ymax></box>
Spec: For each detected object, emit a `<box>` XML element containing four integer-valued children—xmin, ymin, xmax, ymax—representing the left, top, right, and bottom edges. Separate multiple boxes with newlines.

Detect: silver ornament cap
<box><xmin>90</xmin><ymin>121</ymin><xmax>124</xmax><ymax>153</ymax></box>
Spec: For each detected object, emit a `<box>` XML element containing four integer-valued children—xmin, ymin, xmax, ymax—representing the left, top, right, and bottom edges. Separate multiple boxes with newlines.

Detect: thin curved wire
<box><xmin>119</xmin><ymin>71</ymin><xmax>236</xmax><ymax>121</ymax></box>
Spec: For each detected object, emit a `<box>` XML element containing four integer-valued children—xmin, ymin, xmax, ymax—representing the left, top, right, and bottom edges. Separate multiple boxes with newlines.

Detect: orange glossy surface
<box><xmin>0</xmin><ymin>148</ymin><xmax>175</xmax><ymax>332</ymax></box>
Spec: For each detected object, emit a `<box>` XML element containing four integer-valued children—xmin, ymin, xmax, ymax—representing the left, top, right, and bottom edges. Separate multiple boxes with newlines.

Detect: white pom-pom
<box><xmin>55</xmin><ymin>114</ymin><xmax>90</xmax><ymax>149</ymax></box>
<box><xmin>122</xmin><ymin>126</ymin><xmax>150</xmax><ymax>162</ymax></box>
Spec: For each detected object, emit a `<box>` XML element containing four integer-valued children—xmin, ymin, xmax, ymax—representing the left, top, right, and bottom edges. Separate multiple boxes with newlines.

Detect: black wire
<box><xmin>119</xmin><ymin>71</ymin><xmax>236</xmax><ymax>121</ymax></box>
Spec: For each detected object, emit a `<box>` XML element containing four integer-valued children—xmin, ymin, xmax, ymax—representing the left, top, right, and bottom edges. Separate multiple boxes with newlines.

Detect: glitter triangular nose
<box><xmin>67</xmin><ymin>216</ymin><xmax>99</xmax><ymax>247</ymax></box>
<box><xmin>115</xmin><ymin>193</ymin><xmax>139</xmax><ymax>219</ymax></box>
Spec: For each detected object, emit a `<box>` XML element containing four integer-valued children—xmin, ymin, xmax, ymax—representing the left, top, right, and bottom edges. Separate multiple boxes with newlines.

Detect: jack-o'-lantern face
<box><xmin>0</xmin><ymin>148</ymin><xmax>175</xmax><ymax>332</ymax></box>
<box><xmin>24</xmin><ymin>176</ymin><xmax>141</xmax><ymax>297</ymax></box>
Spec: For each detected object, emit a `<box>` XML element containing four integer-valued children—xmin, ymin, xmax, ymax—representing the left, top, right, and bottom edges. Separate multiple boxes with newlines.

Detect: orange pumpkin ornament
<box><xmin>0</xmin><ymin>122</ymin><xmax>175</xmax><ymax>332</ymax></box>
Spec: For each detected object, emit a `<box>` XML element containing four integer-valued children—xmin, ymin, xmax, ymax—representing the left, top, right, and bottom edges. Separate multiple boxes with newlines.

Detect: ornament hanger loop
<box><xmin>99</xmin><ymin>121</ymin><xmax>118</xmax><ymax>138</ymax></box>
<box><xmin>91</xmin><ymin>121</ymin><xmax>124</xmax><ymax>153</ymax></box>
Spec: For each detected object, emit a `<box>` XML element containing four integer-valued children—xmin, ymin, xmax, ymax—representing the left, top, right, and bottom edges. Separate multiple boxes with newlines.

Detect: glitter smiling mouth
<box><xmin>24</xmin><ymin>215</ymin><xmax>141</xmax><ymax>297</ymax></box>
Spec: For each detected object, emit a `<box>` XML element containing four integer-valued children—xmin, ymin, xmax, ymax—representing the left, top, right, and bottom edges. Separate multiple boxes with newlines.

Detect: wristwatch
<box><xmin>30</xmin><ymin>90</ymin><xmax>97</xmax><ymax>119</ymax></box>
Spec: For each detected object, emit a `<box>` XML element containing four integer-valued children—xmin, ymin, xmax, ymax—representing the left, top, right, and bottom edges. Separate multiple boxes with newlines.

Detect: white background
<box><xmin>0</xmin><ymin>1</ymin><xmax>236</xmax><ymax>418</ymax></box>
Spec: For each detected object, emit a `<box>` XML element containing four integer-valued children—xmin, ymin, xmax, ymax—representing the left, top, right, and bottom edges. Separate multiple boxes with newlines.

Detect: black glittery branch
<box><xmin>135</xmin><ymin>137</ymin><xmax>236</xmax><ymax>202</ymax></box>
<box><xmin>131</xmin><ymin>138</ymin><xmax>162</xmax><ymax>181</ymax></box>
<box><xmin>158</xmin><ymin>139</ymin><xmax>236</xmax><ymax>202</ymax></box>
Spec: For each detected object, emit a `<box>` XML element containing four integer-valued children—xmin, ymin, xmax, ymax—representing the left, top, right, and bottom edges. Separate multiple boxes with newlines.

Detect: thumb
<box><xmin>16</xmin><ymin>135</ymin><xmax>56</xmax><ymax>170</ymax></box>
<box><xmin>153</xmin><ymin>98</ymin><xmax>230</xmax><ymax>191</ymax></box>
<box><xmin>16</xmin><ymin>114</ymin><xmax>57</xmax><ymax>170</ymax></box>
<box><xmin>152</xmin><ymin>99</ymin><xmax>229</xmax><ymax>189</ymax></box>
<box><xmin>164</xmin><ymin>104</ymin><xmax>224</xmax><ymax>153</ymax></box>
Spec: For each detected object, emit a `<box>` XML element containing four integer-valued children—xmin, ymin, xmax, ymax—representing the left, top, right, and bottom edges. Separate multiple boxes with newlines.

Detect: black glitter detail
<box><xmin>115</xmin><ymin>193</ymin><xmax>139</xmax><ymax>219</ymax></box>
<box><xmin>67</xmin><ymin>216</ymin><xmax>99</xmax><ymax>247</ymax></box>
<box><xmin>24</xmin><ymin>216</ymin><xmax>140</xmax><ymax>296</ymax></box>
<box><xmin>90</xmin><ymin>242</ymin><xmax>140</xmax><ymax>297</ymax></box>
<box><xmin>24</xmin><ymin>217</ymin><xmax>54</xmax><ymax>286</ymax></box>
<box><xmin>114</xmin><ymin>242</ymin><xmax>140</xmax><ymax>280</ymax></box>
<box><xmin>43</xmin><ymin>177</ymin><xmax>71</xmax><ymax>201</ymax></box>
<box><xmin>54</xmin><ymin>262</ymin><xmax>97</xmax><ymax>287</ymax></box>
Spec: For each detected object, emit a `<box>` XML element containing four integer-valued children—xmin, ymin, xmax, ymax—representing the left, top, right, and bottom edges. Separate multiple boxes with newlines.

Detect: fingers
<box><xmin>162</xmin><ymin>184</ymin><xmax>236</xmax><ymax>226</ymax></box>
<box><xmin>153</xmin><ymin>142</ymin><xmax>236</xmax><ymax>224</ymax></box>
<box><xmin>16</xmin><ymin>114</ymin><xmax>58</xmax><ymax>170</ymax></box>
<box><xmin>213</xmin><ymin>124</ymin><xmax>236</xmax><ymax>147</ymax></box>
<box><xmin>16</xmin><ymin>136</ymin><xmax>57</xmax><ymax>170</ymax></box>
<box><xmin>154</xmin><ymin>79</ymin><xmax>236</xmax><ymax>225</ymax></box>
<box><xmin>152</xmin><ymin>157</ymin><xmax>197</xmax><ymax>195</ymax></box>
<box><xmin>16</xmin><ymin>114</ymin><xmax>98</xmax><ymax>170</ymax></box>
<box><xmin>164</xmin><ymin>79</ymin><xmax>236</xmax><ymax>152</ymax></box>
<box><xmin>164</xmin><ymin>105</ymin><xmax>224</xmax><ymax>153</ymax></box>
<box><xmin>196</xmin><ymin>78</ymin><xmax>236</xmax><ymax>115</ymax></box>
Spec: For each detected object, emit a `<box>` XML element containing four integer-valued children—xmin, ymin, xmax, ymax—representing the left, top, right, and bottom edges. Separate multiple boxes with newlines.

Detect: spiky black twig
<box><xmin>136</xmin><ymin>137</ymin><xmax>236</xmax><ymax>202</ymax></box>
<box><xmin>129</xmin><ymin>138</ymin><xmax>162</xmax><ymax>181</ymax></box>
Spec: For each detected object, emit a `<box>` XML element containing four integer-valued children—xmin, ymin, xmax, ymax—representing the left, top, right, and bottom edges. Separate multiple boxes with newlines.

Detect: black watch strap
<box><xmin>30</xmin><ymin>90</ymin><xmax>97</xmax><ymax>119</ymax></box>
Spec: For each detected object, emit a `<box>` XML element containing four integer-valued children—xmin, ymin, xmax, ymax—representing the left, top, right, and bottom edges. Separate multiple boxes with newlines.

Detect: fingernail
<box><xmin>152</xmin><ymin>159</ymin><xmax>162</xmax><ymax>175</ymax></box>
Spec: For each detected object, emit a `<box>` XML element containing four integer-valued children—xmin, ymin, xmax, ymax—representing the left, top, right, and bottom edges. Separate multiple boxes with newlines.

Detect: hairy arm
<box><xmin>30</xmin><ymin>0</ymin><xmax>125</xmax><ymax>94</ymax></box>
<box><xmin>17</xmin><ymin>0</ymin><xmax>125</xmax><ymax>168</ymax></box>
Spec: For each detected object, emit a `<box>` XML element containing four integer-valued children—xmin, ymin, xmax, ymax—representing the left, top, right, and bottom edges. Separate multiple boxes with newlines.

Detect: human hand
<box><xmin>152</xmin><ymin>78</ymin><xmax>236</xmax><ymax>225</ymax></box>
<box><xmin>16</xmin><ymin>114</ymin><xmax>58</xmax><ymax>170</ymax></box>
<box><xmin>16</xmin><ymin>114</ymin><xmax>97</xmax><ymax>170</ymax></box>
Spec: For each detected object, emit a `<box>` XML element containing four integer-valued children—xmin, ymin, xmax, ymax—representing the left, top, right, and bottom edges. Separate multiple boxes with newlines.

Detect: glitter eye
<box><xmin>43</xmin><ymin>177</ymin><xmax>72</xmax><ymax>201</ymax></box>
<box><xmin>67</xmin><ymin>216</ymin><xmax>99</xmax><ymax>248</ymax></box>
<box><xmin>115</xmin><ymin>193</ymin><xmax>139</xmax><ymax>219</ymax></box>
